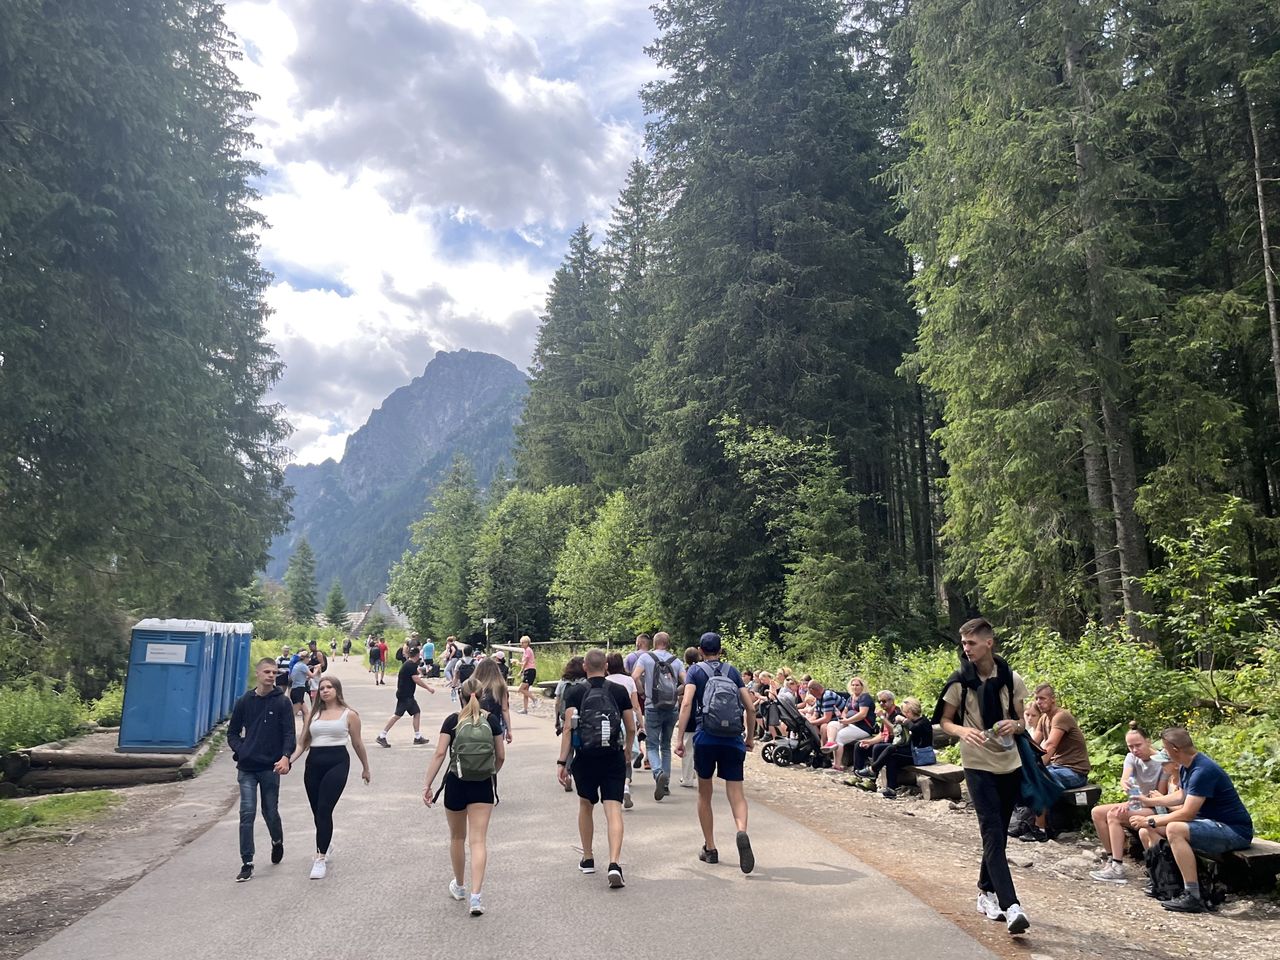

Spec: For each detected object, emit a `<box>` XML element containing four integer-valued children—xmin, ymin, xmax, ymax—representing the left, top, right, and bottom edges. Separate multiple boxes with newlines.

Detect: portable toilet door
<box><xmin>231</xmin><ymin>624</ymin><xmax>252</xmax><ymax>694</ymax></box>
<box><xmin>208</xmin><ymin>627</ymin><xmax>228</xmax><ymax>730</ymax></box>
<box><xmin>119</xmin><ymin>620</ymin><xmax>215</xmax><ymax>752</ymax></box>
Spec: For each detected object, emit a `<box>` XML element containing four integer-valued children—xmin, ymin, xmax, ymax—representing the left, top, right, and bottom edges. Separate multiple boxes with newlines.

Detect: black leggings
<box><xmin>304</xmin><ymin>746</ymin><xmax>349</xmax><ymax>855</ymax></box>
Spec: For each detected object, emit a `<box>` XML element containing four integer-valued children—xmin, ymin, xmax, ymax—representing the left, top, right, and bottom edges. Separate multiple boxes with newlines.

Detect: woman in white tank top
<box><xmin>289</xmin><ymin>675</ymin><xmax>371</xmax><ymax>879</ymax></box>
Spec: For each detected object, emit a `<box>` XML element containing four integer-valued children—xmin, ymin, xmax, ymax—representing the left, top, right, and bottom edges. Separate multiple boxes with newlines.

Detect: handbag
<box><xmin>911</xmin><ymin>744</ymin><xmax>937</xmax><ymax>765</ymax></box>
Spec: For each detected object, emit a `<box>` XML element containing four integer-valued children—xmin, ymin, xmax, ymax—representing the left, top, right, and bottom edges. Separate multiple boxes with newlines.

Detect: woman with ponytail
<box><xmin>422</xmin><ymin>677</ymin><xmax>504</xmax><ymax>916</ymax></box>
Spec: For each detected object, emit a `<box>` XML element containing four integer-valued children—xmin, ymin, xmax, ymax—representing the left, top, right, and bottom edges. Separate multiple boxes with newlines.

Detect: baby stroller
<box><xmin>761</xmin><ymin>698</ymin><xmax>829</xmax><ymax>769</ymax></box>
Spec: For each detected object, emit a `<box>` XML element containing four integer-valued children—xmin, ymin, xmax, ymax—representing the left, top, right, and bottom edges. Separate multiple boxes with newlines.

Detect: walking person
<box><xmin>474</xmin><ymin>657</ymin><xmax>514</xmax><ymax>744</ymax></box>
<box><xmin>341</xmin><ymin>635</ymin><xmax>352</xmax><ymax>662</ymax></box>
<box><xmin>421</xmin><ymin>636</ymin><xmax>437</xmax><ymax>677</ymax></box>
<box><xmin>289</xmin><ymin>675</ymin><xmax>371</xmax><ymax>879</ymax></box>
<box><xmin>554</xmin><ymin>657</ymin><xmax>588</xmax><ymax>793</ymax></box>
<box><xmin>368</xmin><ymin>633</ymin><xmax>384</xmax><ymax>682</ymax></box>
<box><xmin>675</xmin><ymin>632</ymin><xmax>756</xmax><ymax>873</ymax></box>
<box><xmin>288</xmin><ymin>653</ymin><xmax>311</xmax><ymax>719</ymax></box>
<box><xmin>423</xmin><ymin>678</ymin><xmax>505</xmax><ymax>916</ymax></box>
<box><xmin>606</xmin><ymin>652</ymin><xmax>643</xmax><ymax>809</ymax></box>
<box><xmin>936</xmin><ymin>617</ymin><xmax>1032</xmax><ymax>935</ymax></box>
<box><xmin>678</xmin><ymin>645</ymin><xmax>701</xmax><ymax>788</ymax></box>
<box><xmin>376</xmin><ymin>645</ymin><xmax>436</xmax><ymax>747</ymax></box>
<box><xmin>376</xmin><ymin>635</ymin><xmax>389</xmax><ymax>684</ymax></box>
<box><xmin>557</xmin><ymin>649</ymin><xmax>635</xmax><ymax>888</ymax></box>
<box><xmin>632</xmin><ymin>631</ymin><xmax>685</xmax><ymax>800</ymax></box>
<box><xmin>227</xmin><ymin>658</ymin><xmax>295</xmax><ymax>882</ymax></box>
<box><xmin>518</xmin><ymin>635</ymin><xmax>537</xmax><ymax>714</ymax></box>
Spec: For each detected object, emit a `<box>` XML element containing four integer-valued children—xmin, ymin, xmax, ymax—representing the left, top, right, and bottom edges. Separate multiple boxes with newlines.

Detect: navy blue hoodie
<box><xmin>228</xmin><ymin>687</ymin><xmax>295</xmax><ymax>772</ymax></box>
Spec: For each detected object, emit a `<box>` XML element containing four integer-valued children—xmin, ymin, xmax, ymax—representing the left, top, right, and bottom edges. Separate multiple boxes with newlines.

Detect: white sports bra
<box><xmin>309</xmin><ymin>708</ymin><xmax>351</xmax><ymax>748</ymax></box>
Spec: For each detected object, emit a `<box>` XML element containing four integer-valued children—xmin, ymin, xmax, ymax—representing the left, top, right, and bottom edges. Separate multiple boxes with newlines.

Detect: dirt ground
<box><xmin>746</xmin><ymin>753</ymin><xmax>1280</xmax><ymax>960</ymax></box>
<box><xmin>0</xmin><ymin>750</ymin><xmax>237</xmax><ymax>960</ymax></box>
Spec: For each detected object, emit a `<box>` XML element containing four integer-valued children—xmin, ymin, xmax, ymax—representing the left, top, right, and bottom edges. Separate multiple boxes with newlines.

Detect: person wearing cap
<box><xmin>1089</xmin><ymin>722</ymin><xmax>1174</xmax><ymax>883</ymax></box>
<box><xmin>675</xmin><ymin>632</ymin><xmax>757</xmax><ymax>874</ymax></box>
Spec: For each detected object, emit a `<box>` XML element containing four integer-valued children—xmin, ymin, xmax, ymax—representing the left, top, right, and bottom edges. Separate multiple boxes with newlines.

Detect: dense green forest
<box><xmin>0</xmin><ymin>1</ymin><xmax>291</xmax><ymax>695</ymax></box>
<box><xmin>391</xmin><ymin>1</ymin><xmax>1280</xmax><ymax>834</ymax></box>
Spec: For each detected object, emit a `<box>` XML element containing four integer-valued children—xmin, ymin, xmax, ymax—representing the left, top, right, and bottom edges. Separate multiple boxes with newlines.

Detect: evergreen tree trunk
<box><xmin>1245</xmin><ymin>91</ymin><xmax>1280</xmax><ymax>424</ymax></box>
<box><xmin>1081</xmin><ymin>404</ymin><xmax>1121</xmax><ymax>626</ymax></box>
<box><xmin>1062</xmin><ymin>4</ymin><xmax>1153</xmax><ymax>641</ymax></box>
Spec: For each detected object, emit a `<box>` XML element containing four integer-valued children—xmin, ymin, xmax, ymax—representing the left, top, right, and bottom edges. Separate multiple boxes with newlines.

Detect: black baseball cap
<box><xmin>699</xmin><ymin>632</ymin><xmax>722</xmax><ymax>653</ymax></box>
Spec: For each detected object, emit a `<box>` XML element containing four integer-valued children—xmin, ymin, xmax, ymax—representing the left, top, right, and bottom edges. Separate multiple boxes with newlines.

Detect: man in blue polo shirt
<box><xmin>1130</xmin><ymin>726</ymin><xmax>1253</xmax><ymax>913</ymax></box>
<box><xmin>675</xmin><ymin>632</ymin><xmax>757</xmax><ymax>874</ymax></box>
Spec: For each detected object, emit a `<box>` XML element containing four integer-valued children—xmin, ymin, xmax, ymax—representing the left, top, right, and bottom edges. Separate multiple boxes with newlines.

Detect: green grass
<box><xmin>194</xmin><ymin>732</ymin><xmax>225</xmax><ymax>775</ymax></box>
<box><xmin>0</xmin><ymin>790</ymin><xmax>121</xmax><ymax>834</ymax></box>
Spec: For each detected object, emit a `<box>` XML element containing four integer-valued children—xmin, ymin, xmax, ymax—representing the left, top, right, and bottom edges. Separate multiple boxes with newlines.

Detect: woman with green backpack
<box><xmin>422</xmin><ymin>678</ymin><xmax>505</xmax><ymax>916</ymax></box>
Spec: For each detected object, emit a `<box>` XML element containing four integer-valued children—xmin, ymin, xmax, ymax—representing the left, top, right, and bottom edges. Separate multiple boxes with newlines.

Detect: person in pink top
<box><xmin>517</xmin><ymin>636</ymin><xmax>537</xmax><ymax>714</ymax></box>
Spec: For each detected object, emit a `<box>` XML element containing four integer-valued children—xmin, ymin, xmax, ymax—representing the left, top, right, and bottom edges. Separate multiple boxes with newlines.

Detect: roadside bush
<box><xmin>89</xmin><ymin>681</ymin><xmax>125</xmax><ymax>727</ymax></box>
<box><xmin>0</xmin><ymin>683</ymin><xmax>86</xmax><ymax>754</ymax></box>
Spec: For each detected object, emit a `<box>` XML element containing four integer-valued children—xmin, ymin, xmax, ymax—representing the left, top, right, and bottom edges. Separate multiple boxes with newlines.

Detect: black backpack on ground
<box><xmin>576</xmin><ymin>683</ymin><xmax>622</xmax><ymax>751</ymax></box>
<box><xmin>1143</xmin><ymin>840</ymin><xmax>1227</xmax><ymax>908</ymax></box>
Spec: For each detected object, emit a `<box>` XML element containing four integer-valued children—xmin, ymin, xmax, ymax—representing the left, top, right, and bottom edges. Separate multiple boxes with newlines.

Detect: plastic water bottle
<box><xmin>1128</xmin><ymin>784</ymin><xmax>1143</xmax><ymax>811</ymax></box>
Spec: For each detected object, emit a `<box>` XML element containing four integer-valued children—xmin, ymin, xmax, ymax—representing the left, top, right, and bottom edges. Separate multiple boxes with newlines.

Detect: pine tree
<box><xmin>323</xmin><ymin>582</ymin><xmax>347</xmax><ymax>629</ymax></box>
<box><xmin>284</xmin><ymin>540</ymin><xmax>319</xmax><ymax>624</ymax></box>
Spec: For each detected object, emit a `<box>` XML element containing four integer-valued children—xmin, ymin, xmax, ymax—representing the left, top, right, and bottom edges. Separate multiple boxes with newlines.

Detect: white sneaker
<box><xmin>469</xmin><ymin>893</ymin><xmax>484</xmax><ymax>916</ymax></box>
<box><xmin>322</xmin><ymin>843</ymin><xmax>334</xmax><ymax>863</ymax></box>
<box><xmin>448</xmin><ymin>879</ymin><xmax>466</xmax><ymax>901</ymax></box>
<box><xmin>1006</xmin><ymin>902</ymin><xmax>1030</xmax><ymax>935</ymax></box>
<box><xmin>1089</xmin><ymin>860</ymin><xmax>1127</xmax><ymax>883</ymax></box>
<box><xmin>309</xmin><ymin>858</ymin><xmax>327</xmax><ymax>880</ymax></box>
<box><xmin>976</xmin><ymin>890</ymin><xmax>1005</xmax><ymax>921</ymax></box>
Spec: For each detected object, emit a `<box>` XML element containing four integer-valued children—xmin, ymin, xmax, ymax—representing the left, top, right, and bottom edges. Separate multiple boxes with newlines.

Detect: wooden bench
<box><xmin>878</xmin><ymin>762</ymin><xmax>966</xmax><ymax>800</ymax></box>
<box><xmin>1051</xmin><ymin>783</ymin><xmax>1102</xmax><ymax>831</ymax></box>
<box><xmin>1212</xmin><ymin>838</ymin><xmax>1280</xmax><ymax>892</ymax></box>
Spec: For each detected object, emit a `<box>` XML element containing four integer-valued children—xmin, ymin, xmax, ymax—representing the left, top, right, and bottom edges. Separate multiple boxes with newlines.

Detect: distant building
<box><xmin>348</xmin><ymin>593</ymin><xmax>412</xmax><ymax>634</ymax></box>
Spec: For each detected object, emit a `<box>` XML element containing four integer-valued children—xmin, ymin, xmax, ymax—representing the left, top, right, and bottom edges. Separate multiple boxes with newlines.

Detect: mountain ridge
<box><xmin>266</xmin><ymin>349</ymin><xmax>528</xmax><ymax>603</ymax></box>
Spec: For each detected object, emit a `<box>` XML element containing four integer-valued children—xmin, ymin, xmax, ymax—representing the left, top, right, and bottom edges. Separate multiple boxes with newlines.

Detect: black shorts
<box><xmin>694</xmin><ymin>741</ymin><xmax>746</xmax><ymax>782</ymax></box>
<box><xmin>443</xmin><ymin>773</ymin><xmax>495</xmax><ymax>811</ymax></box>
<box><xmin>522</xmin><ymin>668</ymin><xmax>536</xmax><ymax>685</ymax></box>
<box><xmin>571</xmin><ymin>750</ymin><xmax>627</xmax><ymax>805</ymax></box>
<box><xmin>290</xmin><ymin>687</ymin><xmax>306</xmax><ymax>704</ymax></box>
<box><xmin>394</xmin><ymin>696</ymin><xmax>420</xmax><ymax>717</ymax></box>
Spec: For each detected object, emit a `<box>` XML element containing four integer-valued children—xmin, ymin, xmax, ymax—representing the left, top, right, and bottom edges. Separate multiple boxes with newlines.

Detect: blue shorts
<box><xmin>694</xmin><ymin>742</ymin><xmax>745</xmax><ymax>782</ymax></box>
<box><xmin>1187</xmin><ymin>819</ymin><xmax>1251</xmax><ymax>855</ymax></box>
<box><xmin>1045</xmin><ymin>765</ymin><xmax>1088</xmax><ymax>789</ymax></box>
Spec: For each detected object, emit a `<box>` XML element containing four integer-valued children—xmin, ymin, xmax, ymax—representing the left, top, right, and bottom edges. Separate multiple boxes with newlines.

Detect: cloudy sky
<box><xmin>223</xmin><ymin>0</ymin><xmax>660</xmax><ymax>463</ymax></box>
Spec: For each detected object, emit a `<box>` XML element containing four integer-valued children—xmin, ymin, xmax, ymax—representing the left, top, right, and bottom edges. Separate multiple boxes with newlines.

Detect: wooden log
<box><xmin>1</xmin><ymin>751</ymin><xmax>32</xmax><ymax>783</ymax></box>
<box><xmin>15</xmin><ymin>766</ymin><xmax>184</xmax><ymax>790</ymax></box>
<box><xmin>919</xmin><ymin>775</ymin><xmax>963</xmax><ymax>801</ymax></box>
<box><xmin>25</xmin><ymin>748</ymin><xmax>188</xmax><ymax>770</ymax></box>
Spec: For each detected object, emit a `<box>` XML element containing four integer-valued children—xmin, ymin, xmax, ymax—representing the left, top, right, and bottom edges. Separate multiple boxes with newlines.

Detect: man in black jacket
<box><xmin>228</xmin><ymin>658</ymin><xmax>296</xmax><ymax>882</ymax></box>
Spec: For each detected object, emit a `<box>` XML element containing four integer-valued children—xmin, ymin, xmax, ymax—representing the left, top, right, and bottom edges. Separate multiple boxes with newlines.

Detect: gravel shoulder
<box><xmin>747</xmin><ymin>754</ymin><xmax>1280</xmax><ymax>960</ymax></box>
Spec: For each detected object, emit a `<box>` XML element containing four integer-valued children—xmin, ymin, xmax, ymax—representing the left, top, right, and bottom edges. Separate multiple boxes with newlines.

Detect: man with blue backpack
<box><xmin>675</xmin><ymin>632</ymin><xmax>757</xmax><ymax>873</ymax></box>
<box><xmin>632</xmin><ymin>630</ymin><xmax>685</xmax><ymax>800</ymax></box>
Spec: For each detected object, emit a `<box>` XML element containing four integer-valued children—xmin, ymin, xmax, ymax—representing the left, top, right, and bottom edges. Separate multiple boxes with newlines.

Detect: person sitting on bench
<box><xmin>1130</xmin><ymin>727</ymin><xmax>1253</xmax><ymax>914</ymax></box>
<box><xmin>856</xmin><ymin>697</ymin><xmax>934</xmax><ymax>796</ymax></box>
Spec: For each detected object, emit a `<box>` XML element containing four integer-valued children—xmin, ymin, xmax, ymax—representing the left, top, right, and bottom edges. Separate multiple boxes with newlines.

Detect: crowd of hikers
<box><xmin>228</xmin><ymin>618</ymin><xmax>1257</xmax><ymax>930</ymax></box>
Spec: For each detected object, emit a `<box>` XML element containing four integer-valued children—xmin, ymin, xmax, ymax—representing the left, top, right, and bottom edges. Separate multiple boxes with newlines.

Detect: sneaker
<box><xmin>633</xmin><ymin>755</ymin><xmax>643</xmax><ymax>769</ymax></box>
<box><xmin>1006</xmin><ymin>902</ymin><xmax>1030</xmax><ymax>934</ymax></box>
<box><xmin>1143</xmin><ymin>881</ymin><xmax>1157</xmax><ymax>898</ymax></box>
<box><xmin>607</xmin><ymin>863</ymin><xmax>625</xmax><ymax>888</ymax></box>
<box><xmin>235</xmin><ymin>863</ymin><xmax>253</xmax><ymax>883</ymax></box>
<box><xmin>579</xmin><ymin>857</ymin><xmax>596</xmax><ymax>874</ymax></box>
<box><xmin>413</xmin><ymin>736</ymin><xmax>430</xmax><ymax>746</ymax></box>
<box><xmin>270</xmin><ymin>841</ymin><xmax>284</xmax><ymax>865</ymax></box>
<box><xmin>1006</xmin><ymin>820</ymin><xmax>1028</xmax><ymax>838</ymax></box>
<box><xmin>1018</xmin><ymin>826</ymin><xmax>1048</xmax><ymax>843</ymax></box>
<box><xmin>760</xmin><ymin>734</ymin><xmax>774</xmax><ymax>743</ymax></box>
<box><xmin>854</xmin><ymin>767</ymin><xmax>874</xmax><ymax>779</ymax></box>
<box><xmin>309</xmin><ymin>858</ymin><xmax>327</xmax><ymax>880</ymax></box>
<box><xmin>655</xmin><ymin>771</ymin><xmax>669</xmax><ymax>801</ymax></box>
<box><xmin>822</xmin><ymin>741</ymin><xmax>837</xmax><ymax>749</ymax></box>
<box><xmin>448</xmin><ymin>879</ymin><xmax>466</xmax><ymax>901</ymax></box>
<box><xmin>623</xmin><ymin>790</ymin><xmax>634</xmax><ymax>810</ymax></box>
<box><xmin>976</xmin><ymin>890</ymin><xmax>1004</xmax><ymax>921</ymax></box>
<box><xmin>376</xmin><ymin>735</ymin><xmax>390</xmax><ymax>748</ymax></box>
<box><xmin>880</xmin><ymin>788</ymin><xmax>896</xmax><ymax>799</ymax></box>
<box><xmin>469</xmin><ymin>893</ymin><xmax>485</xmax><ymax>916</ymax></box>
<box><xmin>1089</xmin><ymin>860</ymin><xmax>1128</xmax><ymax>884</ymax></box>
<box><xmin>699</xmin><ymin>845</ymin><xmax>719</xmax><ymax>864</ymax></box>
<box><xmin>517</xmin><ymin>708</ymin><xmax>528</xmax><ymax>715</ymax></box>
<box><xmin>1162</xmin><ymin>892</ymin><xmax>1206</xmax><ymax>914</ymax></box>
<box><xmin>736</xmin><ymin>831</ymin><xmax>755</xmax><ymax>874</ymax></box>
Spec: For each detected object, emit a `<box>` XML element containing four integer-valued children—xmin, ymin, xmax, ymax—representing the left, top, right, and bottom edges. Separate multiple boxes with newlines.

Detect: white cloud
<box><xmin>223</xmin><ymin>0</ymin><xmax>654</xmax><ymax>463</ymax></box>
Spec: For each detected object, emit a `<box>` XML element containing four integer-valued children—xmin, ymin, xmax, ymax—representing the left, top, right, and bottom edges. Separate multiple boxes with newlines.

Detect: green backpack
<box><xmin>450</xmin><ymin>712</ymin><xmax>497</xmax><ymax>781</ymax></box>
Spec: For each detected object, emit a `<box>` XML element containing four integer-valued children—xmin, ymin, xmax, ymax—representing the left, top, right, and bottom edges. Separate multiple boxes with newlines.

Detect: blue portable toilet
<box><xmin>119</xmin><ymin>619</ymin><xmax>217</xmax><ymax>752</ymax></box>
<box><xmin>207</xmin><ymin>627</ymin><xmax>227</xmax><ymax>731</ymax></box>
<box><xmin>231</xmin><ymin>623</ymin><xmax>252</xmax><ymax>695</ymax></box>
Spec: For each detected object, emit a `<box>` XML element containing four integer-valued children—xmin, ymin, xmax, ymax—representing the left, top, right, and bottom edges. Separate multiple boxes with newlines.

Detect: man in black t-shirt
<box><xmin>557</xmin><ymin>648</ymin><xmax>635</xmax><ymax>889</ymax></box>
<box><xmin>375</xmin><ymin>646</ymin><xmax>436</xmax><ymax>747</ymax></box>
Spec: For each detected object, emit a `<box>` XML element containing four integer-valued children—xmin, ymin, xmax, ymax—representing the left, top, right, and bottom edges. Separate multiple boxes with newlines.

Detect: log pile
<box><xmin>1</xmin><ymin>733</ymin><xmax>197</xmax><ymax>792</ymax></box>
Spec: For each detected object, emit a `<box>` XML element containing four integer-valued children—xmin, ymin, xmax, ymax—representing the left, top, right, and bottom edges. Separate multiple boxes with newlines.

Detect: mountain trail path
<box><xmin>18</xmin><ymin>657</ymin><xmax>995</xmax><ymax>960</ymax></box>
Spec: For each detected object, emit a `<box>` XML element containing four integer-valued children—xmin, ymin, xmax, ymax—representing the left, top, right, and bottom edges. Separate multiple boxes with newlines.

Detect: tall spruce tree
<box><xmin>284</xmin><ymin>540</ymin><xmax>319</xmax><ymax>624</ymax></box>
<box><xmin>323</xmin><ymin>582</ymin><xmax>347</xmax><ymax>629</ymax></box>
<box><xmin>637</xmin><ymin>0</ymin><xmax>917</xmax><ymax>634</ymax></box>
<box><xmin>0</xmin><ymin>1</ymin><xmax>289</xmax><ymax>687</ymax></box>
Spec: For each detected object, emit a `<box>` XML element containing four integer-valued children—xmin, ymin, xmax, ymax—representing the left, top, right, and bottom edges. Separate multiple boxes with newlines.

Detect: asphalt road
<box><xmin>25</xmin><ymin>657</ymin><xmax>995</xmax><ymax>960</ymax></box>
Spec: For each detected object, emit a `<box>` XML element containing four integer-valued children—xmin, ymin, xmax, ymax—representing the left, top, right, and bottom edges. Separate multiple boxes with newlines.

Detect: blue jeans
<box><xmin>1045</xmin><ymin>764</ymin><xmax>1088</xmax><ymax>789</ymax></box>
<box><xmin>237</xmin><ymin>767</ymin><xmax>282</xmax><ymax>865</ymax></box>
<box><xmin>644</xmin><ymin>706</ymin><xmax>678</xmax><ymax>778</ymax></box>
<box><xmin>1187</xmin><ymin>819</ymin><xmax>1251</xmax><ymax>855</ymax></box>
